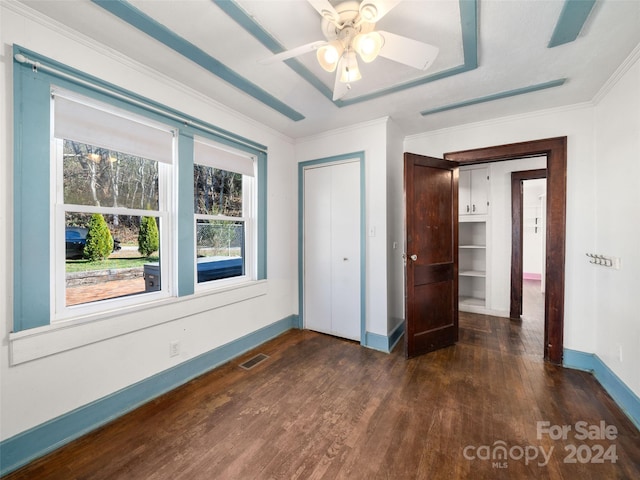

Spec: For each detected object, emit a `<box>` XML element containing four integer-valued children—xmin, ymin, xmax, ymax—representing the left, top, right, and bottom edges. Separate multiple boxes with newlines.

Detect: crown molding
<box><xmin>294</xmin><ymin>117</ymin><xmax>390</xmax><ymax>145</ymax></box>
<box><xmin>592</xmin><ymin>42</ymin><xmax>640</xmax><ymax>106</ymax></box>
<box><xmin>1</xmin><ymin>0</ymin><xmax>293</xmax><ymax>145</ymax></box>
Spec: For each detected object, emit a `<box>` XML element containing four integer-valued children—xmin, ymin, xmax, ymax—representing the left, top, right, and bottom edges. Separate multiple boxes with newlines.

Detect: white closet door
<box><xmin>329</xmin><ymin>161</ymin><xmax>361</xmax><ymax>340</ymax></box>
<box><xmin>303</xmin><ymin>166</ymin><xmax>333</xmax><ymax>335</ymax></box>
<box><xmin>304</xmin><ymin>161</ymin><xmax>360</xmax><ymax>340</ymax></box>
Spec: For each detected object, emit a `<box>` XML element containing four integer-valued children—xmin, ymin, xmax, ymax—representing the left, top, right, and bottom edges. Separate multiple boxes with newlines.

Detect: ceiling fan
<box><xmin>261</xmin><ymin>0</ymin><xmax>439</xmax><ymax>101</ymax></box>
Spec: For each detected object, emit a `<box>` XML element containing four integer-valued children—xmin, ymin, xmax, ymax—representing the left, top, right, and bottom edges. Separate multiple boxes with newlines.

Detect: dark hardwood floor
<box><xmin>4</xmin><ymin>295</ymin><xmax>639</xmax><ymax>479</ymax></box>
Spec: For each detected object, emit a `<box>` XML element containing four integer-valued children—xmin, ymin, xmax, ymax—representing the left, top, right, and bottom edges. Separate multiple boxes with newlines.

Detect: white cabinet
<box><xmin>459</xmin><ymin>167</ymin><xmax>489</xmax><ymax>216</ymax></box>
<box><xmin>459</xmin><ymin>219</ymin><xmax>487</xmax><ymax>311</ymax></box>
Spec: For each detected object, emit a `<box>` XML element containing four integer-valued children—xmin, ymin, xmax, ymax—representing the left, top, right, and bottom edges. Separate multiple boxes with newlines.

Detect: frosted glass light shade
<box><xmin>339</xmin><ymin>52</ymin><xmax>362</xmax><ymax>83</ymax></box>
<box><xmin>353</xmin><ymin>32</ymin><xmax>384</xmax><ymax>63</ymax></box>
<box><xmin>317</xmin><ymin>41</ymin><xmax>344</xmax><ymax>72</ymax></box>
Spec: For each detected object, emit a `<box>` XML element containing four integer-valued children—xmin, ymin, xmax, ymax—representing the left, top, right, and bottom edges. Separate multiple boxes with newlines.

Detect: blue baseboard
<box><xmin>364</xmin><ymin>321</ymin><xmax>405</xmax><ymax>353</ymax></box>
<box><xmin>0</xmin><ymin>315</ymin><xmax>298</xmax><ymax>476</ymax></box>
<box><xmin>564</xmin><ymin>349</ymin><xmax>640</xmax><ymax>430</ymax></box>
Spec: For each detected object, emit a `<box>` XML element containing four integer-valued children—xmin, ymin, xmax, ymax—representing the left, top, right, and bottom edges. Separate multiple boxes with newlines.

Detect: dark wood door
<box><xmin>404</xmin><ymin>153</ymin><xmax>459</xmax><ymax>358</ymax></box>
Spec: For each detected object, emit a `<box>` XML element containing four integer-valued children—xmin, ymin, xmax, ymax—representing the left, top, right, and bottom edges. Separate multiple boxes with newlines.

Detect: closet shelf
<box><xmin>459</xmin><ymin>296</ymin><xmax>486</xmax><ymax>307</ymax></box>
<box><xmin>459</xmin><ymin>270</ymin><xmax>486</xmax><ymax>277</ymax></box>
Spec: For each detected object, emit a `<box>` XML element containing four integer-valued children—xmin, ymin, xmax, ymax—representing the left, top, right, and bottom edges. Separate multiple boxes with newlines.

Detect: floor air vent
<box><xmin>239</xmin><ymin>353</ymin><xmax>269</xmax><ymax>370</ymax></box>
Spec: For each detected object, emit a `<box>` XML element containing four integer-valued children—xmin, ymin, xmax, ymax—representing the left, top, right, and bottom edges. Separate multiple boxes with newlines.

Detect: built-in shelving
<box><xmin>459</xmin><ymin>270</ymin><xmax>486</xmax><ymax>277</ymax></box>
<box><xmin>459</xmin><ymin>296</ymin><xmax>485</xmax><ymax>307</ymax></box>
<box><xmin>459</xmin><ymin>218</ymin><xmax>487</xmax><ymax>312</ymax></box>
<box><xmin>458</xmin><ymin>166</ymin><xmax>489</xmax><ymax>313</ymax></box>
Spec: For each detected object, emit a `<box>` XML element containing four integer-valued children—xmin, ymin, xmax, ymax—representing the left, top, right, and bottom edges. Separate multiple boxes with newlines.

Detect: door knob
<box><xmin>410</xmin><ymin>254</ymin><xmax>418</xmax><ymax>261</ymax></box>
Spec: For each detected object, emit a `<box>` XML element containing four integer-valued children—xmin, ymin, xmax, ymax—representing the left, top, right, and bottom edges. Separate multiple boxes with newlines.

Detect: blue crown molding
<box><xmin>548</xmin><ymin>0</ymin><xmax>596</xmax><ymax>48</ymax></box>
<box><xmin>338</xmin><ymin>0</ymin><xmax>478</xmax><ymax>107</ymax></box>
<box><xmin>420</xmin><ymin>79</ymin><xmax>567</xmax><ymax>116</ymax></box>
<box><xmin>218</xmin><ymin>0</ymin><xmax>478</xmax><ymax>108</ymax></box>
<box><xmin>213</xmin><ymin>0</ymin><xmax>335</xmax><ymax>102</ymax></box>
<box><xmin>89</xmin><ymin>1</ymin><xmax>579</xmax><ymax>120</ymax></box>
<box><xmin>14</xmin><ymin>44</ymin><xmax>267</xmax><ymax>152</ymax></box>
<box><xmin>93</xmin><ymin>0</ymin><xmax>478</xmax><ymax>112</ymax></box>
<box><xmin>91</xmin><ymin>0</ymin><xmax>305</xmax><ymax>122</ymax></box>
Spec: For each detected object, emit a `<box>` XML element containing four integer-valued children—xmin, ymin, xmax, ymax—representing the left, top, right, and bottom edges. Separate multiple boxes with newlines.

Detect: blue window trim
<box><xmin>12</xmin><ymin>45</ymin><xmax>267</xmax><ymax>332</ymax></box>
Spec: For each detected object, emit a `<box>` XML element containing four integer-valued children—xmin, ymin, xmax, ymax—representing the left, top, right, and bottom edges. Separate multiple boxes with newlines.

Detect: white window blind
<box><xmin>53</xmin><ymin>90</ymin><xmax>174</xmax><ymax>164</ymax></box>
<box><xmin>194</xmin><ymin>137</ymin><xmax>255</xmax><ymax>176</ymax></box>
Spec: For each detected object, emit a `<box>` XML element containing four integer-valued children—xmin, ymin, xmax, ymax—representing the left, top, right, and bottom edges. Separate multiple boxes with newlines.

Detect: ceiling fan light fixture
<box><xmin>353</xmin><ymin>31</ymin><xmax>384</xmax><ymax>63</ymax></box>
<box><xmin>340</xmin><ymin>51</ymin><xmax>362</xmax><ymax>83</ymax></box>
<box><xmin>359</xmin><ymin>3</ymin><xmax>378</xmax><ymax>22</ymax></box>
<box><xmin>317</xmin><ymin>40</ymin><xmax>344</xmax><ymax>72</ymax></box>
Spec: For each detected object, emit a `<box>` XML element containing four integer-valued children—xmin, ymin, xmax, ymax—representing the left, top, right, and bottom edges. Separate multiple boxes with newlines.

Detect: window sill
<box><xmin>9</xmin><ymin>280</ymin><xmax>268</xmax><ymax>365</ymax></box>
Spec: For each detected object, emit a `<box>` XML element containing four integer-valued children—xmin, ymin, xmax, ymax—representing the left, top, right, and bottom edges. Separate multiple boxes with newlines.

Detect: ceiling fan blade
<box><xmin>377</xmin><ymin>30</ymin><xmax>439</xmax><ymax>70</ymax></box>
<box><xmin>332</xmin><ymin>57</ymin><xmax>351</xmax><ymax>101</ymax></box>
<box><xmin>359</xmin><ymin>0</ymin><xmax>402</xmax><ymax>23</ymax></box>
<box><xmin>307</xmin><ymin>0</ymin><xmax>342</xmax><ymax>27</ymax></box>
<box><xmin>259</xmin><ymin>40</ymin><xmax>327</xmax><ymax>65</ymax></box>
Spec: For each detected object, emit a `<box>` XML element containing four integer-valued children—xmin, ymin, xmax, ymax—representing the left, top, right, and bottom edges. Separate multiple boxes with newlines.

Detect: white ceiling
<box><xmin>18</xmin><ymin>0</ymin><xmax>640</xmax><ymax>139</ymax></box>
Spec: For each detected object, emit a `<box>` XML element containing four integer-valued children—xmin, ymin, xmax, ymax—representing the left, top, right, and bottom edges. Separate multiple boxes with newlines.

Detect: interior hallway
<box><xmin>4</xmin><ymin>303</ymin><xmax>639</xmax><ymax>479</ymax></box>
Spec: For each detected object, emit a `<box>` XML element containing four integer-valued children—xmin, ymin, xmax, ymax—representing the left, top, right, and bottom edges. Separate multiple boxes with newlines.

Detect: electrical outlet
<box><xmin>169</xmin><ymin>341</ymin><xmax>180</xmax><ymax>358</ymax></box>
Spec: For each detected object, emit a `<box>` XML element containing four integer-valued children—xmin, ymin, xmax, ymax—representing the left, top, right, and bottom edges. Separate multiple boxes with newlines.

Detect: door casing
<box><xmin>444</xmin><ymin>137</ymin><xmax>567</xmax><ymax>364</ymax></box>
<box><xmin>298</xmin><ymin>152</ymin><xmax>367</xmax><ymax>344</ymax></box>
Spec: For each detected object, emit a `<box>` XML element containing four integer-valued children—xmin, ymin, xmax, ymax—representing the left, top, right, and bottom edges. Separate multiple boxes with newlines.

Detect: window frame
<box><xmin>193</xmin><ymin>137</ymin><xmax>257</xmax><ymax>290</ymax></box>
<box><xmin>50</xmin><ymin>91</ymin><xmax>178</xmax><ymax>322</ymax></box>
<box><xmin>11</xmin><ymin>45</ymin><xmax>268</xmax><ymax>339</ymax></box>
<box><xmin>52</xmin><ymin>148</ymin><xmax>176</xmax><ymax>322</ymax></box>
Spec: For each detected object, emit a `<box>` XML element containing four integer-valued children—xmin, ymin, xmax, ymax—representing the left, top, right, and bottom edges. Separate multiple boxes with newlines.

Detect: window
<box><xmin>12</xmin><ymin>46</ymin><xmax>267</xmax><ymax>335</ymax></box>
<box><xmin>52</xmin><ymin>90</ymin><xmax>175</xmax><ymax>320</ymax></box>
<box><xmin>193</xmin><ymin>138</ymin><xmax>256</xmax><ymax>287</ymax></box>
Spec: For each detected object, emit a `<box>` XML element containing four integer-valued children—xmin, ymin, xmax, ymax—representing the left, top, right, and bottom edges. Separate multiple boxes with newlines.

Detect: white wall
<box><xmin>386</xmin><ymin>120</ymin><xmax>405</xmax><ymax>333</ymax></box>
<box><xmin>487</xmin><ymin>157</ymin><xmax>547</xmax><ymax>315</ymax></box>
<box><xmin>404</xmin><ymin>103</ymin><xmax>598</xmax><ymax>356</ymax></box>
<box><xmin>523</xmin><ymin>179</ymin><xmax>547</xmax><ymax>277</ymax></box>
<box><xmin>593</xmin><ymin>49</ymin><xmax>640</xmax><ymax>396</ymax></box>
<box><xmin>1</xmin><ymin>4</ymin><xmax>297</xmax><ymax>440</ymax></box>
<box><xmin>295</xmin><ymin>118</ymin><xmax>390</xmax><ymax>337</ymax></box>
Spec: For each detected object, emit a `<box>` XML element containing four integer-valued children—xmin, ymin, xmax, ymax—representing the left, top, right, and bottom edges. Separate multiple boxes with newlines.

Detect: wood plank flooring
<box><xmin>4</xmin><ymin>295</ymin><xmax>639</xmax><ymax>479</ymax></box>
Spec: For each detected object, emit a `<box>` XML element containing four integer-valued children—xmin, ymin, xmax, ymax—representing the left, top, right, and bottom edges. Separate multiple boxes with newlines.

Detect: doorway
<box><xmin>510</xmin><ymin>169</ymin><xmax>547</xmax><ymax>320</ymax></box>
<box><xmin>444</xmin><ymin>137</ymin><xmax>566</xmax><ymax>363</ymax></box>
<box><xmin>510</xmin><ymin>173</ymin><xmax>548</xmax><ymax>356</ymax></box>
<box><xmin>522</xmin><ymin>178</ymin><xmax>547</xmax><ymax>320</ymax></box>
